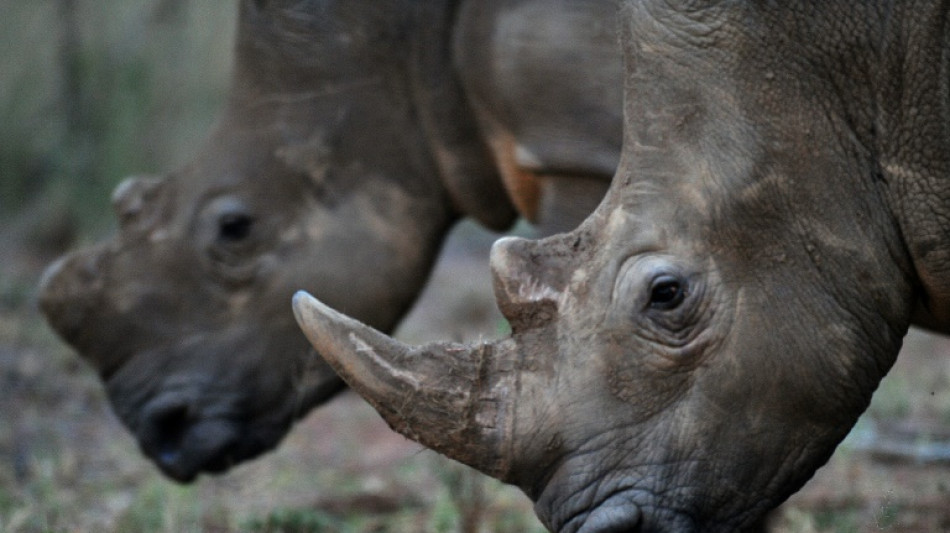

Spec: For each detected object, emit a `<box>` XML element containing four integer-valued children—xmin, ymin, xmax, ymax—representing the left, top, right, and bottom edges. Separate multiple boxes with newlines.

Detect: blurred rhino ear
<box><xmin>490</xmin><ymin>237</ymin><xmax>567</xmax><ymax>331</ymax></box>
<box><xmin>292</xmin><ymin>292</ymin><xmax>516</xmax><ymax>479</ymax></box>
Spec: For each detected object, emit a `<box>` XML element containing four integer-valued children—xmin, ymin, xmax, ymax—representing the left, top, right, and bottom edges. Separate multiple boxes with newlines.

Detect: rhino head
<box><xmin>293</xmin><ymin>1</ymin><xmax>950</xmax><ymax>530</ymax></box>
<box><xmin>39</xmin><ymin>0</ymin><xmax>513</xmax><ymax>482</ymax></box>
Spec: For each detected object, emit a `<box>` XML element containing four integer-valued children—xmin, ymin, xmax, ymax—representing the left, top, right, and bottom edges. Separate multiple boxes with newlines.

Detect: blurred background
<box><xmin>1</xmin><ymin>1</ymin><xmax>949</xmax><ymax>531</ymax></box>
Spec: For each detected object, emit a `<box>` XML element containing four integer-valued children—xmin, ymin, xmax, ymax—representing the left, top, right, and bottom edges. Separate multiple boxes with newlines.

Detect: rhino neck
<box><xmin>407</xmin><ymin>0</ymin><xmax>518</xmax><ymax>232</ymax></box>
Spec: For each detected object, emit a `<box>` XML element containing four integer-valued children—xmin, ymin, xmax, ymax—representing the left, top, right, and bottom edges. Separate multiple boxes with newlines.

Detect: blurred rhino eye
<box><xmin>218</xmin><ymin>213</ymin><xmax>254</xmax><ymax>242</ymax></box>
<box><xmin>649</xmin><ymin>276</ymin><xmax>686</xmax><ymax>310</ymax></box>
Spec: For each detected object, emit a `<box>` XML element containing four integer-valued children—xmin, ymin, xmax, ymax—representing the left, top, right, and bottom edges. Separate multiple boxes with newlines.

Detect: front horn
<box><xmin>292</xmin><ymin>291</ymin><xmax>519</xmax><ymax>479</ymax></box>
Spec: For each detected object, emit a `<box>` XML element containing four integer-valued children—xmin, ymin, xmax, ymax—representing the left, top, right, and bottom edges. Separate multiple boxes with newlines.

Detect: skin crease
<box><xmin>38</xmin><ymin>0</ymin><xmax>619</xmax><ymax>481</ymax></box>
<box><xmin>294</xmin><ymin>1</ymin><xmax>950</xmax><ymax>531</ymax></box>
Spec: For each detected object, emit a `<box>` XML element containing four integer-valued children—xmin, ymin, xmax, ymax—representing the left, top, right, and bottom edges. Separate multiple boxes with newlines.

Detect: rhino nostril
<box><xmin>142</xmin><ymin>408</ymin><xmax>243</xmax><ymax>482</ymax></box>
<box><xmin>154</xmin><ymin>404</ymin><xmax>190</xmax><ymax>439</ymax></box>
<box><xmin>147</xmin><ymin>404</ymin><xmax>193</xmax><ymax>465</ymax></box>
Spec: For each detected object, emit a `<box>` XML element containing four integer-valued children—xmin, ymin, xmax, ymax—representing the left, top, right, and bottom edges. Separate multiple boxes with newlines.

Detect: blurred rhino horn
<box><xmin>292</xmin><ymin>291</ymin><xmax>517</xmax><ymax>479</ymax></box>
<box><xmin>111</xmin><ymin>174</ymin><xmax>164</xmax><ymax>228</ymax></box>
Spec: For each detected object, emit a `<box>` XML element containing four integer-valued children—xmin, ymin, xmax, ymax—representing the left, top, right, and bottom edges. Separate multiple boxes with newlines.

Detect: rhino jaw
<box><xmin>292</xmin><ymin>291</ymin><xmax>518</xmax><ymax>480</ymax></box>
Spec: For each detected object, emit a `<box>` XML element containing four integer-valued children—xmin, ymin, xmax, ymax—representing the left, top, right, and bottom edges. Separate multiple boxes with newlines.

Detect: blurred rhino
<box><xmin>294</xmin><ymin>0</ymin><xmax>950</xmax><ymax>530</ymax></box>
<box><xmin>39</xmin><ymin>0</ymin><xmax>621</xmax><ymax>481</ymax></box>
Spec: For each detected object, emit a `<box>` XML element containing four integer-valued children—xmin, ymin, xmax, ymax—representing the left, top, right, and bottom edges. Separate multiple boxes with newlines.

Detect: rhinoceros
<box><xmin>293</xmin><ymin>0</ymin><xmax>950</xmax><ymax>530</ymax></box>
<box><xmin>38</xmin><ymin>0</ymin><xmax>620</xmax><ymax>481</ymax></box>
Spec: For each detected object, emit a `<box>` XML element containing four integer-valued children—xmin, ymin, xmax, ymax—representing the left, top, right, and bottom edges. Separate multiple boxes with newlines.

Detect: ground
<box><xmin>2</xmin><ymin>219</ymin><xmax>950</xmax><ymax>533</ymax></box>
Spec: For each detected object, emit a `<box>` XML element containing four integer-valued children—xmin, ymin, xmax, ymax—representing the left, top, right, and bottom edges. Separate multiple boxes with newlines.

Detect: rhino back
<box><xmin>454</xmin><ymin>0</ymin><xmax>622</xmax><ymax>178</ymax></box>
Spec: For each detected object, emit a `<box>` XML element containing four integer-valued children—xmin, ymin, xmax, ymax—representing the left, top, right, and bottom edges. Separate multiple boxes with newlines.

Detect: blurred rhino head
<box><xmin>39</xmin><ymin>0</ymin><xmax>512</xmax><ymax>482</ymax></box>
<box><xmin>292</xmin><ymin>0</ymin><xmax>950</xmax><ymax>530</ymax></box>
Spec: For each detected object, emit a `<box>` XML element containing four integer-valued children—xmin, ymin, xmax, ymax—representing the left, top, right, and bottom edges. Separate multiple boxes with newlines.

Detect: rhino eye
<box><xmin>218</xmin><ymin>213</ymin><xmax>254</xmax><ymax>242</ymax></box>
<box><xmin>649</xmin><ymin>276</ymin><xmax>686</xmax><ymax>310</ymax></box>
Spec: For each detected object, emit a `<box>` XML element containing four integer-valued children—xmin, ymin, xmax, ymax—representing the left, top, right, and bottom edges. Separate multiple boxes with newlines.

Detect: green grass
<box><xmin>112</xmin><ymin>479</ymin><xmax>227</xmax><ymax>533</ymax></box>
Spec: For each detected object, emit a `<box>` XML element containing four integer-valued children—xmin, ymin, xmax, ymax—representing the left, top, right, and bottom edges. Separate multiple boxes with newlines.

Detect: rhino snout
<box><xmin>138</xmin><ymin>397</ymin><xmax>241</xmax><ymax>483</ymax></box>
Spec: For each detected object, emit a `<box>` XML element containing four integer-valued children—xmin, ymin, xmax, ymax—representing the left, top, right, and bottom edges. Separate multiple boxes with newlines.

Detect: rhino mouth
<box><xmin>93</xmin><ymin>323</ymin><xmax>347</xmax><ymax>481</ymax></box>
<box><xmin>136</xmin><ymin>399</ymin><xmax>286</xmax><ymax>483</ymax></box>
<box><xmin>109</xmin><ymin>372</ymin><xmax>283</xmax><ymax>483</ymax></box>
<box><xmin>149</xmin><ymin>416</ymin><xmax>243</xmax><ymax>483</ymax></box>
<box><xmin>133</xmin><ymin>392</ymin><xmax>235</xmax><ymax>482</ymax></box>
<box><xmin>123</xmin><ymin>358</ymin><xmax>345</xmax><ymax>482</ymax></box>
<box><xmin>558</xmin><ymin>488</ymin><xmax>645</xmax><ymax>533</ymax></box>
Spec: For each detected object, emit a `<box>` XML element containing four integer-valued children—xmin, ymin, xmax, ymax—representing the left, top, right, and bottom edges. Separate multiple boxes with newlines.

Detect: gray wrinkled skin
<box><xmin>294</xmin><ymin>1</ymin><xmax>950</xmax><ymax>531</ymax></box>
<box><xmin>39</xmin><ymin>0</ymin><xmax>619</xmax><ymax>481</ymax></box>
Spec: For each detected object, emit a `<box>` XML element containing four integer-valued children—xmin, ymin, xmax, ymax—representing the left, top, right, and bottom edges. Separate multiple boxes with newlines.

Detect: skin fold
<box><xmin>294</xmin><ymin>1</ymin><xmax>950</xmax><ymax>531</ymax></box>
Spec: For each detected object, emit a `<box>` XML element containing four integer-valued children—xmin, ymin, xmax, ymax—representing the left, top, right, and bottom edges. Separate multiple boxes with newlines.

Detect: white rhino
<box><xmin>294</xmin><ymin>0</ymin><xmax>950</xmax><ymax>530</ymax></box>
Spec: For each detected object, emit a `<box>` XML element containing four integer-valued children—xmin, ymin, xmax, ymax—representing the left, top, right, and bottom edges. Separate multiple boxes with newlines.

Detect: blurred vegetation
<box><xmin>0</xmin><ymin>0</ymin><xmax>235</xmax><ymax>240</ymax></box>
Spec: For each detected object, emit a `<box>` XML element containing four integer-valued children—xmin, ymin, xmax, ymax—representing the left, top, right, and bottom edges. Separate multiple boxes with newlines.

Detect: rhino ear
<box><xmin>490</xmin><ymin>237</ymin><xmax>567</xmax><ymax>331</ymax></box>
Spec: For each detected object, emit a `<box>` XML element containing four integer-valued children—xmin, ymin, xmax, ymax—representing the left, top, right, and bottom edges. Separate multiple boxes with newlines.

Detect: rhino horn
<box><xmin>110</xmin><ymin>174</ymin><xmax>166</xmax><ymax>229</ymax></box>
<box><xmin>292</xmin><ymin>291</ymin><xmax>518</xmax><ymax>480</ymax></box>
<box><xmin>490</xmin><ymin>236</ymin><xmax>570</xmax><ymax>331</ymax></box>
